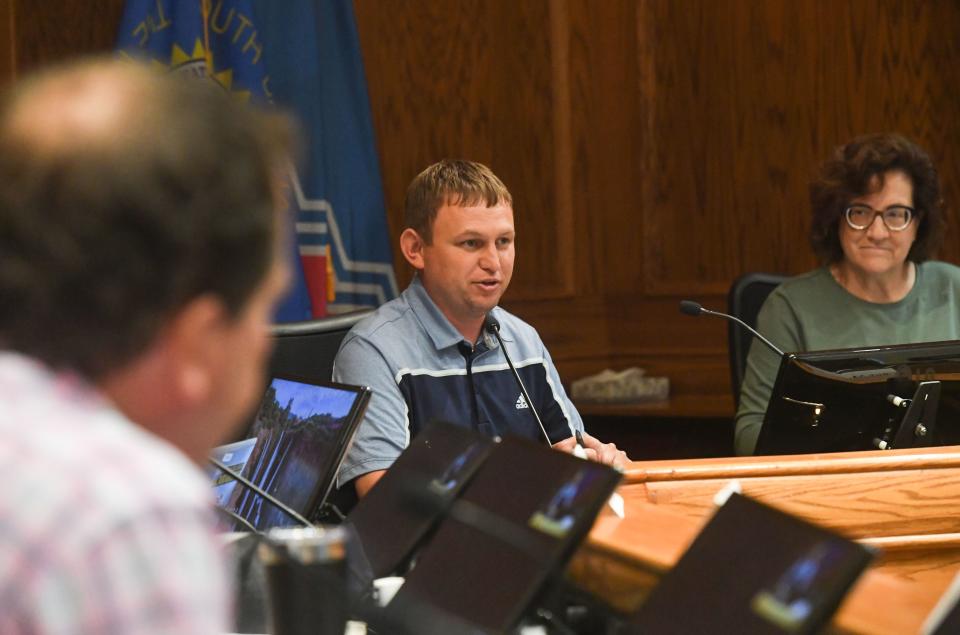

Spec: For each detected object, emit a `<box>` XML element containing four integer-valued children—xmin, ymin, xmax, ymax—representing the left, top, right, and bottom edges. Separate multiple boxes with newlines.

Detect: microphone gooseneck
<box><xmin>208</xmin><ymin>456</ymin><xmax>314</xmax><ymax>528</ymax></box>
<box><xmin>678</xmin><ymin>299</ymin><xmax>785</xmax><ymax>358</ymax></box>
<box><xmin>484</xmin><ymin>315</ymin><xmax>553</xmax><ymax>446</ymax></box>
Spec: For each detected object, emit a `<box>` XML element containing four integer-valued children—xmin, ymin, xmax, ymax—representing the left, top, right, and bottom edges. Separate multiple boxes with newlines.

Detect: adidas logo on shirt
<box><xmin>515</xmin><ymin>394</ymin><xmax>529</xmax><ymax>410</ymax></box>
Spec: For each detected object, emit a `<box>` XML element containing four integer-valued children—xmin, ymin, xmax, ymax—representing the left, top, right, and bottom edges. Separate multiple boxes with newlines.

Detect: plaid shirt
<box><xmin>0</xmin><ymin>353</ymin><xmax>230</xmax><ymax>633</ymax></box>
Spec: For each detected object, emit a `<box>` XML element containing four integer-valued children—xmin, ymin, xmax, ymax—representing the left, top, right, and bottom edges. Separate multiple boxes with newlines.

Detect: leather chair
<box><xmin>727</xmin><ymin>273</ymin><xmax>787</xmax><ymax>407</ymax></box>
<box><xmin>268</xmin><ymin>310</ymin><xmax>373</xmax><ymax>381</ymax></box>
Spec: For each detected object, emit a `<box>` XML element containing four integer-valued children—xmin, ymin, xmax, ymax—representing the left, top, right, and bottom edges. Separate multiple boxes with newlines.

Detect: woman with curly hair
<box><xmin>735</xmin><ymin>133</ymin><xmax>960</xmax><ymax>455</ymax></box>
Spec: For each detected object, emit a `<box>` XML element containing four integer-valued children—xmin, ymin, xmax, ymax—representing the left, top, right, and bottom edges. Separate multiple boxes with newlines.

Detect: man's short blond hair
<box><xmin>404</xmin><ymin>159</ymin><xmax>513</xmax><ymax>243</ymax></box>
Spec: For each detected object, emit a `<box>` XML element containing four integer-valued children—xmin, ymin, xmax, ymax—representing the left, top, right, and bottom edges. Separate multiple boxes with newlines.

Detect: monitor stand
<box><xmin>884</xmin><ymin>381</ymin><xmax>940</xmax><ymax>450</ymax></box>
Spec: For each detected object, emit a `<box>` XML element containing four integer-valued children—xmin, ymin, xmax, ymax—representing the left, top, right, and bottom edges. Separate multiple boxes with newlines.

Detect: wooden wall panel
<box><xmin>353</xmin><ymin>0</ymin><xmax>574</xmax><ymax>299</ymax></box>
<box><xmin>9</xmin><ymin>0</ymin><xmax>125</xmax><ymax>78</ymax></box>
<box><xmin>0</xmin><ymin>0</ymin><xmax>14</xmax><ymax>83</ymax></box>
<box><xmin>638</xmin><ymin>0</ymin><xmax>960</xmax><ymax>296</ymax></box>
<box><xmin>639</xmin><ymin>0</ymin><xmax>960</xmax><ymax>394</ymax></box>
<box><xmin>566</xmin><ymin>0</ymin><xmax>643</xmax><ymax>297</ymax></box>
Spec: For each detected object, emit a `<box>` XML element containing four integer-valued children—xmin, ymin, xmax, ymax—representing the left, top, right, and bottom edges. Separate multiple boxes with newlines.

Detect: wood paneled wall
<box><xmin>0</xmin><ymin>0</ymin><xmax>126</xmax><ymax>81</ymax></box>
<box><xmin>354</xmin><ymin>0</ymin><xmax>960</xmax><ymax>408</ymax></box>
<box><xmin>3</xmin><ymin>1</ymin><xmax>960</xmax><ymax>415</ymax></box>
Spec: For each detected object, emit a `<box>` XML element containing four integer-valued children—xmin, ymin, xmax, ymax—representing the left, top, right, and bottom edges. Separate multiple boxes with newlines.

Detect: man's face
<box><xmin>414</xmin><ymin>202</ymin><xmax>515</xmax><ymax>335</ymax></box>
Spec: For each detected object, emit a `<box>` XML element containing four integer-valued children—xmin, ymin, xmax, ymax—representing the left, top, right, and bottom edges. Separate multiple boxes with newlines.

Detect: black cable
<box><xmin>214</xmin><ymin>504</ymin><xmax>260</xmax><ymax>534</ymax></box>
<box><xmin>484</xmin><ymin>316</ymin><xmax>552</xmax><ymax>445</ymax></box>
<box><xmin>319</xmin><ymin>502</ymin><xmax>347</xmax><ymax>523</ymax></box>
<box><xmin>534</xmin><ymin>607</ymin><xmax>579</xmax><ymax>635</ymax></box>
<box><xmin>208</xmin><ymin>457</ymin><xmax>313</xmax><ymax>527</ymax></box>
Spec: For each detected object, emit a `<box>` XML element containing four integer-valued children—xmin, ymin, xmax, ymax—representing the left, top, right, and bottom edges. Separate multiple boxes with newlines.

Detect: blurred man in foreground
<box><xmin>0</xmin><ymin>58</ymin><xmax>290</xmax><ymax>632</ymax></box>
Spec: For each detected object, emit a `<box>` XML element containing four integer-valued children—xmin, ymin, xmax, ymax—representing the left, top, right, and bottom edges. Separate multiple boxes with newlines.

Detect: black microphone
<box><xmin>208</xmin><ymin>456</ymin><xmax>314</xmax><ymax>529</ymax></box>
<box><xmin>679</xmin><ymin>300</ymin><xmax>785</xmax><ymax>358</ymax></box>
<box><xmin>484</xmin><ymin>315</ymin><xmax>553</xmax><ymax>446</ymax></box>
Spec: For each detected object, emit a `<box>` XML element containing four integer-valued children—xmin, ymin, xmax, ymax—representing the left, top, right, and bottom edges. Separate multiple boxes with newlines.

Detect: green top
<box><xmin>734</xmin><ymin>261</ymin><xmax>960</xmax><ymax>455</ymax></box>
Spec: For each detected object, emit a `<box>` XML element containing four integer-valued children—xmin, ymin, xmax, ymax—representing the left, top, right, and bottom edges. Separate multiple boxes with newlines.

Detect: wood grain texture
<box><xmin>633</xmin><ymin>469</ymin><xmax>960</xmax><ymax>537</ymax></box>
<box><xmin>622</xmin><ymin>447</ymin><xmax>960</xmax><ymax>538</ymax></box>
<box><xmin>637</xmin><ymin>1</ymin><xmax>960</xmax><ymax>296</ymax></box>
<box><xmin>353</xmin><ymin>0</ymin><xmax>570</xmax><ymax>299</ymax></box>
<box><xmin>625</xmin><ymin>445</ymin><xmax>960</xmax><ymax>481</ymax></box>
<box><xmin>11</xmin><ymin>0</ymin><xmax>126</xmax><ymax>75</ymax></box>
<box><xmin>0</xmin><ymin>0</ymin><xmax>14</xmax><ymax>84</ymax></box>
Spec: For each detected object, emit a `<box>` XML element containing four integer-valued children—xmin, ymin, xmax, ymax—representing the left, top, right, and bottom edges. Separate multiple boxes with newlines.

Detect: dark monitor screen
<box><xmin>629</xmin><ymin>493</ymin><xmax>875</xmax><ymax>635</ymax></box>
<box><xmin>346</xmin><ymin>421</ymin><xmax>495</xmax><ymax>579</ymax></box>
<box><xmin>210</xmin><ymin>376</ymin><xmax>370</xmax><ymax>531</ymax></box>
<box><xmin>387</xmin><ymin>436</ymin><xmax>622</xmax><ymax>634</ymax></box>
<box><xmin>756</xmin><ymin>339</ymin><xmax>960</xmax><ymax>455</ymax></box>
<box><xmin>923</xmin><ymin>570</ymin><xmax>960</xmax><ymax>634</ymax></box>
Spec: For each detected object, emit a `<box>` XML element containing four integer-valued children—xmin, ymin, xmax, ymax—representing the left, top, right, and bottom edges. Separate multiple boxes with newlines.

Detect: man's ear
<box><xmin>164</xmin><ymin>294</ymin><xmax>230</xmax><ymax>408</ymax></box>
<box><xmin>400</xmin><ymin>228</ymin><xmax>427</xmax><ymax>271</ymax></box>
<box><xmin>98</xmin><ymin>293</ymin><xmax>231</xmax><ymax>446</ymax></box>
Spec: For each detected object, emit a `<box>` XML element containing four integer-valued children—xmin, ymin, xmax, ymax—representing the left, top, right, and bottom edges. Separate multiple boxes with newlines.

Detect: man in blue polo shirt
<box><xmin>334</xmin><ymin>160</ymin><xmax>627</xmax><ymax>496</ymax></box>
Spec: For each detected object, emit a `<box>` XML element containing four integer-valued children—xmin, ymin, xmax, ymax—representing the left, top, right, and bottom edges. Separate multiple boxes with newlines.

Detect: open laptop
<box><xmin>385</xmin><ymin>435</ymin><xmax>622</xmax><ymax>634</ymax></box>
<box><xmin>209</xmin><ymin>375</ymin><xmax>371</xmax><ymax>531</ymax></box>
<box><xmin>629</xmin><ymin>492</ymin><xmax>875</xmax><ymax>634</ymax></box>
<box><xmin>345</xmin><ymin>421</ymin><xmax>496</xmax><ymax>579</ymax></box>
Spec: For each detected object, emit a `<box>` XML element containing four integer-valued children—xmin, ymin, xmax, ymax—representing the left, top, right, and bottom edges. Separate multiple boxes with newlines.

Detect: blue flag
<box><xmin>116</xmin><ymin>0</ymin><xmax>397</xmax><ymax>319</ymax></box>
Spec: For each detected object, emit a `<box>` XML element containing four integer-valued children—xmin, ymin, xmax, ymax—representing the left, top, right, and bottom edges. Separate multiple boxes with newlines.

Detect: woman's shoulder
<box><xmin>918</xmin><ymin>260</ymin><xmax>960</xmax><ymax>281</ymax></box>
<box><xmin>769</xmin><ymin>267</ymin><xmax>835</xmax><ymax>301</ymax></box>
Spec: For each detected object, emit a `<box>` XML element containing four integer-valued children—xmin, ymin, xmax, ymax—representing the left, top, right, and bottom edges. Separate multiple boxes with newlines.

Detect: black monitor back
<box><xmin>387</xmin><ymin>436</ymin><xmax>622</xmax><ymax>634</ymax></box>
<box><xmin>268</xmin><ymin>310</ymin><xmax>372</xmax><ymax>381</ymax></box>
<box><xmin>346</xmin><ymin>421</ymin><xmax>496</xmax><ymax>579</ymax></box>
<box><xmin>756</xmin><ymin>339</ymin><xmax>960</xmax><ymax>455</ymax></box>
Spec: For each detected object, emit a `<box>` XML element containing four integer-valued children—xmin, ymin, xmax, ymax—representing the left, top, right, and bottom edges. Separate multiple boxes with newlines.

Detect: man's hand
<box><xmin>552</xmin><ymin>432</ymin><xmax>629</xmax><ymax>470</ymax></box>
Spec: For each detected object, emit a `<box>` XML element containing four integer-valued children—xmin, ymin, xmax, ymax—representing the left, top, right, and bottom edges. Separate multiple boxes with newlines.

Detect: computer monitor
<box><xmin>755</xmin><ymin>339</ymin><xmax>960</xmax><ymax>455</ymax></box>
<box><xmin>211</xmin><ymin>376</ymin><xmax>371</xmax><ymax>531</ymax></box>
<box><xmin>386</xmin><ymin>436</ymin><xmax>622</xmax><ymax>634</ymax></box>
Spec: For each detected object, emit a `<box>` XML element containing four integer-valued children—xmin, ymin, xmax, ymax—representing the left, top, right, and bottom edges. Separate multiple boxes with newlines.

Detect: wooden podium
<box><xmin>571</xmin><ymin>446</ymin><xmax>960</xmax><ymax>634</ymax></box>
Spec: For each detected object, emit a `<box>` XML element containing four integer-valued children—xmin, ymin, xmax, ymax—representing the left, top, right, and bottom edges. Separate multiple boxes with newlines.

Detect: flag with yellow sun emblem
<box><xmin>116</xmin><ymin>0</ymin><xmax>398</xmax><ymax>319</ymax></box>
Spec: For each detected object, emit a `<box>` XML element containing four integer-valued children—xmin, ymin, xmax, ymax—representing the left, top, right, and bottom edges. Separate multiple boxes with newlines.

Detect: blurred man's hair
<box><xmin>0</xmin><ymin>57</ymin><xmax>294</xmax><ymax>379</ymax></box>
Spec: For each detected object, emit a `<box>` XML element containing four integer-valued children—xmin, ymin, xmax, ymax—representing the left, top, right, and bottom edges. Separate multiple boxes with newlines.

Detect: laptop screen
<box><xmin>387</xmin><ymin>436</ymin><xmax>622</xmax><ymax>634</ymax></box>
<box><xmin>629</xmin><ymin>493</ymin><xmax>874</xmax><ymax>634</ymax></box>
<box><xmin>346</xmin><ymin>421</ymin><xmax>495</xmax><ymax>579</ymax></box>
<box><xmin>210</xmin><ymin>376</ymin><xmax>370</xmax><ymax>531</ymax></box>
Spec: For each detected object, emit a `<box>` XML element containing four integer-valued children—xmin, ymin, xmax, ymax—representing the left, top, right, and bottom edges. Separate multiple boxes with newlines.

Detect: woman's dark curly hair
<box><xmin>809</xmin><ymin>133</ymin><xmax>944</xmax><ymax>264</ymax></box>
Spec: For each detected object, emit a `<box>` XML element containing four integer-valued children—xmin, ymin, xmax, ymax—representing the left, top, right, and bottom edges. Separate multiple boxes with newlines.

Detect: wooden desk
<box><xmin>573</xmin><ymin>447</ymin><xmax>960</xmax><ymax>634</ymax></box>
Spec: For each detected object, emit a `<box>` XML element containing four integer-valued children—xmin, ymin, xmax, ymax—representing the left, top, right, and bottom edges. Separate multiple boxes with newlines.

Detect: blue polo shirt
<box><xmin>333</xmin><ymin>276</ymin><xmax>584</xmax><ymax>485</ymax></box>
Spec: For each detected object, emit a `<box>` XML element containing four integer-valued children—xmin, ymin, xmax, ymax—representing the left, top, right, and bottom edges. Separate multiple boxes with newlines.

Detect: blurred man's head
<box><xmin>0</xmin><ymin>58</ymin><xmax>292</xmax><ymax>459</ymax></box>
